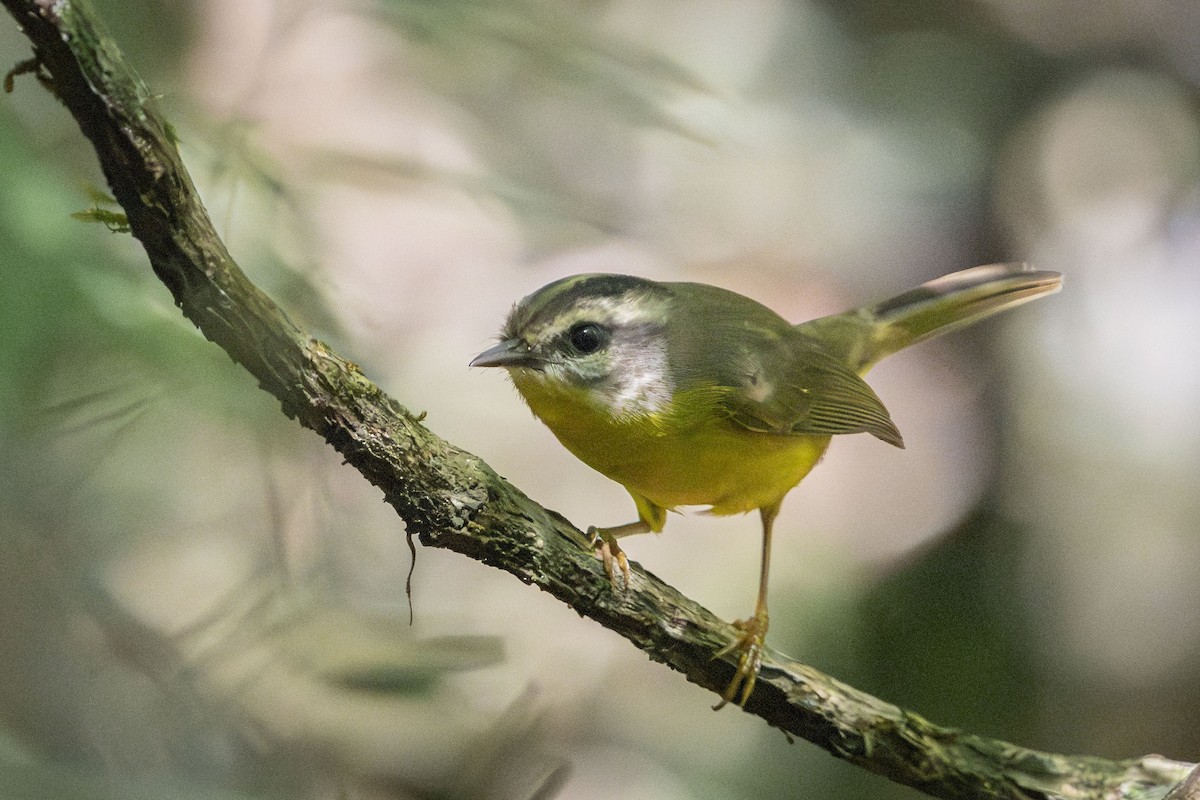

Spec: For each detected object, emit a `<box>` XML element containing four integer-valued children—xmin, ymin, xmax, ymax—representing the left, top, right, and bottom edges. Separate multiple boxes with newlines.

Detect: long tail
<box><xmin>802</xmin><ymin>263</ymin><xmax>1063</xmax><ymax>373</ymax></box>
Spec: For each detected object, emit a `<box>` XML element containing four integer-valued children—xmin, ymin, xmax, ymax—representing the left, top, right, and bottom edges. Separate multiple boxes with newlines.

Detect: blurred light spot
<box><xmin>999</xmin><ymin>68</ymin><xmax>1200</xmax><ymax>686</ymax></box>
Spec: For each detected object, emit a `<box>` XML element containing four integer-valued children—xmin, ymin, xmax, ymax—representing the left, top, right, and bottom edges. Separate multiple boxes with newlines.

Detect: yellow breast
<box><xmin>512</xmin><ymin>373</ymin><xmax>831</xmax><ymax>518</ymax></box>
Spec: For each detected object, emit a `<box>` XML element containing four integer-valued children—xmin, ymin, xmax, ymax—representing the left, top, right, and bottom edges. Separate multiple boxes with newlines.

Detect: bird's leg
<box><xmin>586</xmin><ymin>520</ymin><xmax>650</xmax><ymax>590</ymax></box>
<box><xmin>713</xmin><ymin>503</ymin><xmax>778</xmax><ymax>710</ymax></box>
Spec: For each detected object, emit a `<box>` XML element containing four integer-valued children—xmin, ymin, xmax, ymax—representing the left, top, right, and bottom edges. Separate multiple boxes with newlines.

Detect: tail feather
<box><xmin>802</xmin><ymin>263</ymin><xmax>1062</xmax><ymax>373</ymax></box>
<box><xmin>871</xmin><ymin>262</ymin><xmax>1061</xmax><ymax>350</ymax></box>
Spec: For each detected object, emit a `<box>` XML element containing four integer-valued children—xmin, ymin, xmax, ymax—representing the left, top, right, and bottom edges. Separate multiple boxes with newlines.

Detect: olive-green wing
<box><xmin>661</xmin><ymin>280</ymin><xmax>903</xmax><ymax>447</ymax></box>
<box><xmin>723</xmin><ymin>336</ymin><xmax>904</xmax><ymax>448</ymax></box>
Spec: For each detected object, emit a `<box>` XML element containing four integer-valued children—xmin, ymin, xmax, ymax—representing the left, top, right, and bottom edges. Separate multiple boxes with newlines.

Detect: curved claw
<box><xmin>587</xmin><ymin>526</ymin><xmax>630</xmax><ymax>590</ymax></box>
<box><xmin>712</xmin><ymin>612</ymin><xmax>768</xmax><ymax>710</ymax></box>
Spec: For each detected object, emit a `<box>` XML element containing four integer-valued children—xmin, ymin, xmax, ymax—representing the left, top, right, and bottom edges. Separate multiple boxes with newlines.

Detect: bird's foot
<box><xmin>586</xmin><ymin>526</ymin><xmax>630</xmax><ymax>591</ymax></box>
<box><xmin>712</xmin><ymin>610</ymin><xmax>769</xmax><ymax>710</ymax></box>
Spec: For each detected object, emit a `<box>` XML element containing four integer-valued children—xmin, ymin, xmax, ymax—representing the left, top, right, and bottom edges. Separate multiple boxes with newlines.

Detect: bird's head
<box><xmin>471</xmin><ymin>274</ymin><xmax>676</xmax><ymax>417</ymax></box>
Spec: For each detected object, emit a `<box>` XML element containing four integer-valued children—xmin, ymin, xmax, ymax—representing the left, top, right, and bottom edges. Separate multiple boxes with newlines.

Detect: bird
<box><xmin>471</xmin><ymin>263</ymin><xmax>1062</xmax><ymax>708</ymax></box>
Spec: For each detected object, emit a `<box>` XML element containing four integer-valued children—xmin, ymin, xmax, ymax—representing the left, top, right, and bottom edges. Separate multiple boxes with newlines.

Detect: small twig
<box><xmin>4</xmin><ymin>53</ymin><xmax>49</xmax><ymax>93</ymax></box>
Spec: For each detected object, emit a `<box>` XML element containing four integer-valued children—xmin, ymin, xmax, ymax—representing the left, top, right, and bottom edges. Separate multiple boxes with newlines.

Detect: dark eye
<box><xmin>567</xmin><ymin>322</ymin><xmax>609</xmax><ymax>355</ymax></box>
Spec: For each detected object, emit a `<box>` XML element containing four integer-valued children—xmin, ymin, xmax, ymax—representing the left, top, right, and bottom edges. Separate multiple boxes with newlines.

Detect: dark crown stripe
<box><xmin>507</xmin><ymin>274</ymin><xmax>670</xmax><ymax>336</ymax></box>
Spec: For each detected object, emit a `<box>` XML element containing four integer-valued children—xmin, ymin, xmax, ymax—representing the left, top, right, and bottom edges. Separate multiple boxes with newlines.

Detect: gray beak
<box><xmin>470</xmin><ymin>339</ymin><xmax>541</xmax><ymax>369</ymax></box>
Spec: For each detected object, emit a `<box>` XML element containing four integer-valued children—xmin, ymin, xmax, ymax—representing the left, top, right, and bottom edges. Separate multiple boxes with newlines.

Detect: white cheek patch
<box><xmin>601</xmin><ymin>339</ymin><xmax>673</xmax><ymax>416</ymax></box>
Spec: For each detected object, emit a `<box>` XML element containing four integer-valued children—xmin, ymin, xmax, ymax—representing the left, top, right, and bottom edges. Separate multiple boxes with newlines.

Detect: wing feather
<box><xmin>723</xmin><ymin>334</ymin><xmax>904</xmax><ymax>448</ymax></box>
<box><xmin>662</xmin><ymin>282</ymin><xmax>903</xmax><ymax>448</ymax></box>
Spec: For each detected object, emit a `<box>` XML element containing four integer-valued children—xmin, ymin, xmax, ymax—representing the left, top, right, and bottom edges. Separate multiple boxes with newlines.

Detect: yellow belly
<box><xmin>515</xmin><ymin>376</ymin><xmax>831</xmax><ymax>520</ymax></box>
<box><xmin>581</xmin><ymin>422</ymin><xmax>830</xmax><ymax>516</ymax></box>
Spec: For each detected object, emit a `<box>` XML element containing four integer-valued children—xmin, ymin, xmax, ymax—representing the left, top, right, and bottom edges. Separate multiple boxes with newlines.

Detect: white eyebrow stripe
<box><xmin>536</xmin><ymin>292</ymin><xmax>670</xmax><ymax>341</ymax></box>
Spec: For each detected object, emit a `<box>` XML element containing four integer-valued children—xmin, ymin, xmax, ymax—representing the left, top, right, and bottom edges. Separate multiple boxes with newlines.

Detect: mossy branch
<box><xmin>1</xmin><ymin>2</ymin><xmax>1195</xmax><ymax>798</ymax></box>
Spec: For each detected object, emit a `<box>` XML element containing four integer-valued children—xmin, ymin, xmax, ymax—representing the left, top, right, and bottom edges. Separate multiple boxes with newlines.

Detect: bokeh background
<box><xmin>2</xmin><ymin>0</ymin><xmax>1199</xmax><ymax>798</ymax></box>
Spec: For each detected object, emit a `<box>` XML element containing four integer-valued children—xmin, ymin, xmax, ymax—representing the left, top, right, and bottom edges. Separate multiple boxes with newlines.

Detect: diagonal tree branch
<box><xmin>1</xmin><ymin>2</ymin><xmax>1194</xmax><ymax>799</ymax></box>
<box><xmin>1166</xmin><ymin>765</ymin><xmax>1200</xmax><ymax>800</ymax></box>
